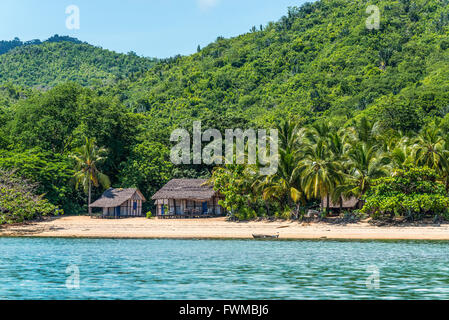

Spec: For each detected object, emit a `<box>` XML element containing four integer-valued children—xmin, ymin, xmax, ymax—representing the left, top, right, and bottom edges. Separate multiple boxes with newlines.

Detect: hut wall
<box><xmin>214</xmin><ymin>197</ymin><xmax>222</xmax><ymax>215</ymax></box>
<box><xmin>166</xmin><ymin>199</ymin><xmax>181</xmax><ymax>215</ymax></box>
<box><xmin>156</xmin><ymin>199</ymin><xmax>168</xmax><ymax>216</ymax></box>
<box><xmin>119</xmin><ymin>198</ymin><xmax>143</xmax><ymax>216</ymax></box>
<box><xmin>155</xmin><ymin>198</ymin><xmax>225</xmax><ymax>216</ymax></box>
<box><xmin>103</xmin><ymin>207</ymin><xmax>115</xmax><ymax>217</ymax></box>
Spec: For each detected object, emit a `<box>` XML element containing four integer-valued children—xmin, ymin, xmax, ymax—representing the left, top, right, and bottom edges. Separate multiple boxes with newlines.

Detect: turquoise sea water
<box><xmin>1</xmin><ymin>238</ymin><xmax>449</xmax><ymax>299</ymax></box>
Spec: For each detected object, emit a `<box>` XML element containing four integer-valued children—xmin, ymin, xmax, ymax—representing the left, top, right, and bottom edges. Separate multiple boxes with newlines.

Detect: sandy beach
<box><xmin>1</xmin><ymin>216</ymin><xmax>449</xmax><ymax>240</ymax></box>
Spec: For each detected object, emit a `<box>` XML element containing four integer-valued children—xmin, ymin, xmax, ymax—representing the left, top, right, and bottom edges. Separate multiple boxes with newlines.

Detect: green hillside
<box><xmin>112</xmin><ymin>0</ymin><xmax>449</xmax><ymax>131</ymax></box>
<box><xmin>0</xmin><ymin>35</ymin><xmax>82</xmax><ymax>55</ymax></box>
<box><xmin>0</xmin><ymin>36</ymin><xmax>157</xmax><ymax>88</ymax></box>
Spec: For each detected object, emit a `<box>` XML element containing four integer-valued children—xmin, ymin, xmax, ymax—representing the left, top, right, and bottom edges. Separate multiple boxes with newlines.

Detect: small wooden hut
<box><xmin>151</xmin><ymin>179</ymin><xmax>224</xmax><ymax>218</ymax></box>
<box><xmin>89</xmin><ymin>188</ymin><xmax>146</xmax><ymax>218</ymax></box>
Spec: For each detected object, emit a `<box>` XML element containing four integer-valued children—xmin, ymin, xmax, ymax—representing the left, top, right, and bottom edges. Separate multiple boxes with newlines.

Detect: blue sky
<box><xmin>0</xmin><ymin>0</ymin><xmax>309</xmax><ymax>58</ymax></box>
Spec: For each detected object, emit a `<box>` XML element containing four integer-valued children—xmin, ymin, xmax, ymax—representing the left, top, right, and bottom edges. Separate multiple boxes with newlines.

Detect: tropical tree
<box><xmin>336</xmin><ymin>143</ymin><xmax>390</xmax><ymax>201</ymax></box>
<box><xmin>438</xmin><ymin>134</ymin><xmax>449</xmax><ymax>191</ymax></box>
<box><xmin>305</xmin><ymin>120</ymin><xmax>331</xmax><ymax>144</ymax></box>
<box><xmin>390</xmin><ymin>137</ymin><xmax>414</xmax><ymax>170</ymax></box>
<box><xmin>299</xmin><ymin>139</ymin><xmax>344</xmax><ymax>213</ymax></box>
<box><xmin>351</xmin><ymin>117</ymin><xmax>380</xmax><ymax>147</ymax></box>
<box><xmin>261</xmin><ymin>120</ymin><xmax>304</xmax><ymax>218</ymax></box>
<box><xmin>71</xmin><ymin>138</ymin><xmax>110</xmax><ymax>215</ymax></box>
<box><xmin>261</xmin><ymin>151</ymin><xmax>304</xmax><ymax>218</ymax></box>
<box><xmin>328</xmin><ymin>129</ymin><xmax>349</xmax><ymax>161</ymax></box>
<box><xmin>412</xmin><ymin>126</ymin><xmax>447</xmax><ymax>170</ymax></box>
<box><xmin>276</xmin><ymin>119</ymin><xmax>301</xmax><ymax>154</ymax></box>
<box><xmin>362</xmin><ymin>167</ymin><xmax>449</xmax><ymax>220</ymax></box>
<box><xmin>325</xmin><ymin>129</ymin><xmax>352</xmax><ymax>212</ymax></box>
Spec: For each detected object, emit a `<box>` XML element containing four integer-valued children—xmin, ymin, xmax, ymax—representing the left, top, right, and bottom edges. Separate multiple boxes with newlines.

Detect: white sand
<box><xmin>1</xmin><ymin>216</ymin><xmax>449</xmax><ymax>240</ymax></box>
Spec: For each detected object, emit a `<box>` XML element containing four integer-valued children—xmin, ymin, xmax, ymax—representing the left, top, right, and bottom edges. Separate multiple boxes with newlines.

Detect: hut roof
<box><xmin>89</xmin><ymin>188</ymin><xmax>146</xmax><ymax>208</ymax></box>
<box><xmin>321</xmin><ymin>196</ymin><xmax>361</xmax><ymax>209</ymax></box>
<box><xmin>151</xmin><ymin>179</ymin><xmax>215</xmax><ymax>201</ymax></box>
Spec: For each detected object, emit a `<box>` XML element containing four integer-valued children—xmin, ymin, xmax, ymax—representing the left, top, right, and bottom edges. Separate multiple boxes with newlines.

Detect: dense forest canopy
<box><xmin>0</xmin><ymin>35</ymin><xmax>157</xmax><ymax>88</ymax></box>
<box><xmin>1</xmin><ymin>0</ymin><xmax>449</xmax><ymax>222</ymax></box>
<box><xmin>110</xmin><ymin>0</ymin><xmax>449</xmax><ymax>131</ymax></box>
<box><xmin>0</xmin><ymin>35</ymin><xmax>83</xmax><ymax>55</ymax></box>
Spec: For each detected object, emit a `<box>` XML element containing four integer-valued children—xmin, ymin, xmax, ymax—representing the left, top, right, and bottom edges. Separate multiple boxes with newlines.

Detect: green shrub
<box><xmin>146</xmin><ymin>211</ymin><xmax>152</xmax><ymax>219</ymax></box>
<box><xmin>0</xmin><ymin>170</ymin><xmax>62</xmax><ymax>224</ymax></box>
<box><xmin>275</xmin><ymin>208</ymin><xmax>292</xmax><ymax>220</ymax></box>
<box><xmin>235</xmin><ymin>207</ymin><xmax>257</xmax><ymax>220</ymax></box>
<box><xmin>362</xmin><ymin>167</ymin><xmax>449</xmax><ymax>220</ymax></box>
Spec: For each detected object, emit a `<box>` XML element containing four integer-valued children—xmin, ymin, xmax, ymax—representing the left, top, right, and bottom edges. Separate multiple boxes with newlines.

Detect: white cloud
<box><xmin>197</xmin><ymin>0</ymin><xmax>220</xmax><ymax>11</ymax></box>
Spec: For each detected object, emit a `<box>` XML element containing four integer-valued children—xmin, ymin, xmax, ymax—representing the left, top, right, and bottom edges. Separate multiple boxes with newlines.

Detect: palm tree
<box><xmin>277</xmin><ymin>119</ymin><xmax>301</xmax><ymax>154</ymax></box>
<box><xmin>390</xmin><ymin>137</ymin><xmax>414</xmax><ymax>170</ymax></box>
<box><xmin>336</xmin><ymin>142</ymin><xmax>389</xmax><ymax>201</ymax></box>
<box><xmin>433</xmin><ymin>133</ymin><xmax>449</xmax><ymax>191</ymax></box>
<box><xmin>328</xmin><ymin>130</ymin><xmax>349</xmax><ymax>161</ymax></box>
<box><xmin>305</xmin><ymin>120</ymin><xmax>331</xmax><ymax>144</ymax></box>
<box><xmin>71</xmin><ymin>138</ymin><xmax>110</xmax><ymax>215</ymax></box>
<box><xmin>327</xmin><ymin>129</ymin><xmax>352</xmax><ymax>212</ymax></box>
<box><xmin>412</xmin><ymin>126</ymin><xmax>447</xmax><ymax>170</ymax></box>
<box><xmin>299</xmin><ymin>139</ymin><xmax>344</xmax><ymax>213</ymax></box>
<box><xmin>410</xmin><ymin>127</ymin><xmax>449</xmax><ymax>191</ymax></box>
<box><xmin>261</xmin><ymin>120</ymin><xmax>304</xmax><ymax>218</ymax></box>
<box><xmin>353</xmin><ymin>117</ymin><xmax>380</xmax><ymax>146</ymax></box>
<box><xmin>261</xmin><ymin>148</ymin><xmax>304</xmax><ymax>217</ymax></box>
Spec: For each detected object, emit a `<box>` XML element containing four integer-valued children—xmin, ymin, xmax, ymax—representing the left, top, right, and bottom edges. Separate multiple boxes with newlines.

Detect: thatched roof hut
<box><xmin>151</xmin><ymin>179</ymin><xmax>223</xmax><ymax>217</ymax></box>
<box><xmin>90</xmin><ymin>188</ymin><xmax>146</xmax><ymax>217</ymax></box>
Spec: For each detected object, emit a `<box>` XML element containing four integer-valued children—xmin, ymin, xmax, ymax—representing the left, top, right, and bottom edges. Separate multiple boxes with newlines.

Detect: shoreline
<box><xmin>2</xmin><ymin>216</ymin><xmax>449</xmax><ymax>240</ymax></box>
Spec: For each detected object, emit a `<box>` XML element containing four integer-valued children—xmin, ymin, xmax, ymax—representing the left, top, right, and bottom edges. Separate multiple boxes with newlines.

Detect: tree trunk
<box><xmin>326</xmin><ymin>192</ymin><xmax>330</xmax><ymax>214</ymax></box>
<box><xmin>265</xmin><ymin>201</ymin><xmax>270</xmax><ymax>217</ymax></box>
<box><xmin>295</xmin><ymin>203</ymin><xmax>300</xmax><ymax>220</ymax></box>
<box><xmin>88</xmin><ymin>179</ymin><xmax>92</xmax><ymax>216</ymax></box>
<box><xmin>339</xmin><ymin>196</ymin><xmax>343</xmax><ymax>214</ymax></box>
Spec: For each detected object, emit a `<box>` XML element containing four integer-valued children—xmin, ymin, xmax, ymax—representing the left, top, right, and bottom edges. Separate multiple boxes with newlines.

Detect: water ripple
<box><xmin>1</xmin><ymin>238</ymin><xmax>449</xmax><ymax>299</ymax></box>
